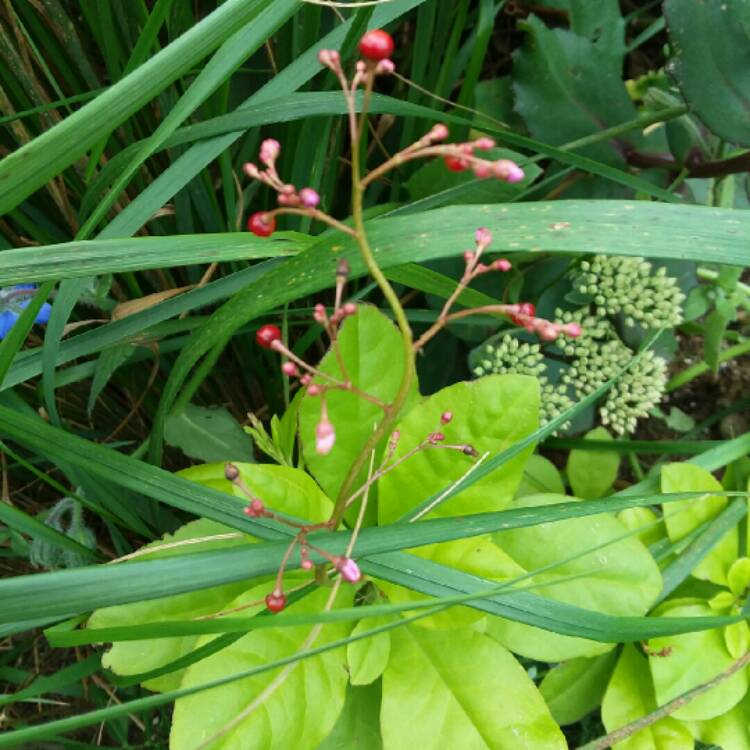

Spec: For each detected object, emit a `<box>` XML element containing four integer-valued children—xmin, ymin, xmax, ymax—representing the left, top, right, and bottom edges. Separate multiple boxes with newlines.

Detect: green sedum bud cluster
<box><xmin>573</xmin><ymin>255</ymin><xmax>685</xmax><ymax>328</ymax></box>
<box><xmin>473</xmin><ymin>336</ymin><xmax>574</xmax><ymax>428</ymax></box>
<box><xmin>473</xmin><ymin>255</ymin><xmax>682</xmax><ymax>435</ymax></box>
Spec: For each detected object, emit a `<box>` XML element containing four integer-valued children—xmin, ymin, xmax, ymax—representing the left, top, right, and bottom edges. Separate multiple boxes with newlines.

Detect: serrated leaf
<box><xmin>379</xmin><ymin>374</ymin><xmax>539</xmax><ymax>523</ymax></box>
<box><xmin>170</xmin><ymin>583</ymin><xmax>353</xmax><ymax>750</ymax></box>
<box><xmin>299</xmin><ymin>305</ymin><xmax>417</xmax><ymax>501</ymax></box>
<box><xmin>165</xmin><ymin>404</ymin><xmax>255</xmax><ymax>463</ymax></box>
<box><xmin>539</xmin><ymin>652</ymin><xmax>617</xmax><ymax>726</ymax></box>
<box><xmin>661</xmin><ymin>463</ymin><xmax>738</xmax><ymax>585</ymax></box>
<box><xmin>602</xmin><ymin>644</ymin><xmax>693</xmax><ymax>750</ymax></box>
<box><xmin>648</xmin><ymin>600</ymin><xmax>749</xmax><ymax>721</ymax></box>
<box><xmin>488</xmin><ymin>493</ymin><xmax>662</xmax><ymax>661</ymax></box>
<box><xmin>381</xmin><ymin>624</ymin><xmax>566</xmax><ymax>750</ymax></box>
<box><xmin>666</xmin><ymin>0</ymin><xmax>750</xmax><ymax>146</ymax></box>
<box><xmin>567</xmin><ymin>427</ymin><xmax>620</xmax><ymax>500</ymax></box>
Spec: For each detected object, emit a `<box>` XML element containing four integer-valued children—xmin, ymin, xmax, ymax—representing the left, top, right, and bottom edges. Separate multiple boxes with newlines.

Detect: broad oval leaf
<box><xmin>567</xmin><ymin>427</ymin><xmax>620</xmax><ymax>500</ymax></box>
<box><xmin>488</xmin><ymin>493</ymin><xmax>662</xmax><ymax>661</ymax></box>
<box><xmin>381</xmin><ymin>624</ymin><xmax>567</xmax><ymax>750</ymax></box>
<box><xmin>688</xmin><ymin>691</ymin><xmax>750</xmax><ymax>750</ymax></box>
<box><xmin>347</xmin><ymin>617</ymin><xmax>392</xmax><ymax>686</ymax></box>
<box><xmin>378</xmin><ymin>374</ymin><xmax>539</xmax><ymax>523</ymax></box>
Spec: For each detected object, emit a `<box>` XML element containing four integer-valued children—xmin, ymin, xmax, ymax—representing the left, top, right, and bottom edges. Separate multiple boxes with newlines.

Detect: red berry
<box><xmin>265</xmin><ymin>592</ymin><xmax>287</xmax><ymax>613</ymax></box>
<box><xmin>444</xmin><ymin>155</ymin><xmax>469</xmax><ymax>172</ymax></box>
<box><xmin>256</xmin><ymin>324</ymin><xmax>282</xmax><ymax>349</ymax></box>
<box><xmin>247</xmin><ymin>211</ymin><xmax>275</xmax><ymax>237</ymax></box>
<box><xmin>358</xmin><ymin>30</ymin><xmax>395</xmax><ymax>61</ymax></box>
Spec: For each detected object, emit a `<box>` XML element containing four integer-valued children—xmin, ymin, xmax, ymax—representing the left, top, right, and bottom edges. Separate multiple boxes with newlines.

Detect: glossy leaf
<box><xmin>648</xmin><ymin>599</ymin><xmax>749</xmax><ymax>721</ymax></box>
<box><xmin>688</xmin><ymin>692</ymin><xmax>750</xmax><ymax>750</ymax></box>
<box><xmin>602</xmin><ymin>644</ymin><xmax>693</xmax><ymax>750</ymax></box>
<box><xmin>379</xmin><ymin>375</ymin><xmax>539</xmax><ymax>523</ymax></box>
<box><xmin>567</xmin><ymin>427</ymin><xmax>620</xmax><ymax>500</ymax></box>
<box><xmin>381</xmin><ymin>624</ymin><xmax>567</xmax><ymax>750</ymax></box>
<box><xmin>661</xmin><ymin>462</ymin><xmax>738</xmax><ymax>585</ymax></box>
<box><xmin>347</xmin><ymin>617</ymin><xmax>392</xmax><ymax>686</ymax></box>
<box><xmin>488</xmin><ymin>493</ymin><xmax>662</xmax><ymax>661</ymax></box>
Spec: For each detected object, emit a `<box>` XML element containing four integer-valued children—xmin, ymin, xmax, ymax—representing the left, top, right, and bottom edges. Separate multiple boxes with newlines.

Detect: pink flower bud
<box><xmin>440</xmin><ymin>411</ymin><xmax>453</xmax><ymax>425</ymax></box>
<box><xmin>313</xmin><ymin>303</ymin><xmax>327</xmax><ymax>324</ymax></box>
<box><xmin>316</xmin><ymin>414</ymin><xmax>336</xmax><ymax>455</ymax></box>
<box><xmin>475</xmin><ymin>227</ymin><xmax>493</xmax><ymax>248</ymax></box>
<box><xmin>260</xmin><ymin>139</ymin><xmax>280</xmax><ymax>165</ymax></box>
<box><xmin>342</xmin><ymin>302</ymin><xmax>357</xmax><ymax>316</ymax></box>
<box><xmin>473</xmin><ymin>162</ymin><xmax>491</xmax><ymax>179</ymax></box>
<box><xmin>463</xmin><ymin>250</ymin><xmax>476</xmax><ymax>265</ymax></box>
<box><xmin>282</xmin><ymin>361</ymin><xmax>298</xmax><ymax>377</ymax></box>
<box><xmin>318</xmin><ymin>49</ymin><xmax>340</xmax><ymax>69</ymax></box>
<box><xmin>563</xmin><ymin>322</ymin><xmax>583</xmax><ymax>338</ymax></box>
<box><xmin>493</xmin><ymin>159</ymin><xmax>524</xmax><ymax>183</ymax></box>
<box><xmin>224</xmin><ymin>463</ymin><xmax>240</xmax><ymax>481</ymax></box>
<box><xmin>243</xmin><ymin>498</ymin><xmax>266</xmax><ymax>518</ymax></box>
<box><xmin>277</xmin><ymin>193</ymin><xmax>292</xmax><ymax>206</ymax></box>
<box><xmin>430</xmin><ymin>124</ymin><xmax>449</xmax><ymax>141</ymax></box>
<box><xmin>300</xmin><ymin>374</ymin><xmax>312</xmax><ymax>386</ymax></box>
<box><xmin>493</xmin><ymin>258</ymin><xmax>512</xmax><ymax>272</ymax></box>
<box><xmin>538</xmin><ymin>322</ymin><xmax>560</xmax><ymax>341</ymax></box>
<box><xmin>335</xmin><ymin>557</ymin><xmax>362</xmax><ymax>583</ymax></box>
<box><xmin>307</xmin><ymin>383</ymin><xmax>322</xmax><ymax>397</ymax></box>
<box><xmin>429</xmin><ymin>431</ymin><xmax>445</xmax><ymax>444</ymax></box>
<box><xmin>376</xmin><ymin>59</ymin><xmax>396</xmax><ymax>75</ymax></box>
<box><xmin>356</xmin><ymin>60</ymin><xmax>367</xmax><ymax>75</ymax></box>
<box><xmin>299</xmin><ymin>187</ymin><xmax>320</xmax><ymax>208</ymax></box>
<box><xmin>301</xmin><ymin>559</ymin><xmax>314</xmax><ymax>570</ymax></box>
<box><xmin>243</xmin><ymin>162</ymin><xmax>260</xmax><ymax>179</ymax></box>
<box><xmin>475</xmin><ymin>137</ymin><xmax>495</xmax><ymax>151</ymax></box>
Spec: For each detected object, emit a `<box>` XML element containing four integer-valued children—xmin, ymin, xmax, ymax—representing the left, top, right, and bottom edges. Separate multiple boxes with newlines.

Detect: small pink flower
<box><xmin>493</xmin><ymin>258</ymin><xmax>512</xmax><ymax>272</ymax></box>
<box><xmin>475</xmin><ymin>137</ymin><xmax>495</xmax><ymax>151</ymax></box>
<box><xmin>493</xmin><ymin>159</ymin><xmax>524</xmax><ymax>183</ymax></box>
<box><xmin>440</xmin><ymin>411</ymin><xmax>453</xmax><ymax>424</ymax></box>
<box><xmin>473</xmin><ymin>162</ymin><xmax>491</xmax><ymax>179</ymax></box>
<box><xmin>307</xmin><ymin>383</ymin><xmax>322</xmax><ymax>397</ymax></box>
<box><xmin>260</xmin><ymin>139</ymin><xmax>281</xmax><ymax>165</ymax></box>
<box><xmin>342</xmin><ymin>302</ymin><xmax>357</xmax><ymax>317</ymax></box>
<box><xmin>430</xmin><ymin>124</ymin><xmax>449</xmax><ymax>141</ymax></box>
<box><xmin>299</xmin><ymin>187</ymin><xmax>320</xmax><ymax>208</ymax></box>
<box><xmin>282</xmin><ymin>361</ymin><xmax>298</xmax><ymax>377</ymax></box>
<box><xmin>316</xmin><ymin>412</ymin><xmax>336</xmax><ymax>455</ymax></box>
<box><xmin>301</xmin><ymin>559</ymin><xmax>314</xmax><ymax>571</ymax></box>
<box><xmin>335</xmin><ymin>557</ymin><xmax>362</xmax><ymax>583</ymax></box>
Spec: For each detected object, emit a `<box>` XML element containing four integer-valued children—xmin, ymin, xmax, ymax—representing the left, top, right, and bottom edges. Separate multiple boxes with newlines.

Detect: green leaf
<box><xmin>379</xmin><ymin>375</ymin><xmax>539</xmax><ymax>523</ymax></box>
<box><xmin>299</xmin><ymin>305</ymin><xmax>417</xmax><ymax>500</ymax></box>
<box><xmin>87</xmin><ymin>345</ymin><xmax>134</xmax><ymax>416</ymax></box>
<box><xmin>539</xmin><ymin>652</ymin><xmax>617</xmax><ymax>726</ymax></box>
<box><xmin>661</xmin><ymin>463</ymin><xmax>738</xmax><ymax>585</ymax></box>
<box><xmin>516</xmin><ymin>454</ymin><xmax>565</xmax><ymax>498</ymax></box>
<box><xmin>724</xmin><ymin>620</ymin><xmax>750</xmax><ymax>659</ymax></box>
<box><xmin>688</xmin><ymin>692</ymin><xmax>750</xmax><ymax>750</ymax></box>
<box><xmin>602</xmin><ymin>644</ymin><xmax>694</xmax><ymax>750</ymax></box>
<box><xmin>317</xmin><ymin>682</ymin><xmax>383</xmax><ymax>750</ymax></box>
<box><xmin>648</xmin><ymin>599</ymin><xmax>749</xmax><ymax>721</ymax></box>
<box><xmin>347</xmin><ymin>617</ymin><xmax>392</xmax><ymax>686</ymax></box>
<box><xmin>381</xmin><ymin>624</ymin><xmax>567</xmax><ymax>750</ymax></box>
<box><xmin>87</xmin><ymin>517</ymin><xmax>255</xmax><ymax>692</ymax></box>
<box><xmin>488</xmin><ymin>493</ymin><xmax>662</xmax><ymax>661</ymax></box>
<box><xmin>666</xmin><ymin>0</ymin><xmax>750</xmax><ymax>146</ymax></box>
<box><xmin>567</xmin><ymin>427</ymin><xmax>620</xmax><ymax>500</ymax></box>
<box><xmin>617</xmin><ymin>507</ymin><xmax>667</xmax><ymax>549</ymax></box>
<box><xmin>165</xmin><ymin>404</ymin><xmax>255</xmax><ymax>463</ymax></box>
<box><xmin>513</xmin><ymin>15</ymin><xmax>639</xmax><ymax>166</ymax></box>
<box><xmin>728</xmin><ymin>557</ymin><xmax>750</xmax><ymax>598</ymax></box>
<box><xmin>170</xmin><ymin>583</ymin><xmax>353</xmax><ymax>750</ymax></box>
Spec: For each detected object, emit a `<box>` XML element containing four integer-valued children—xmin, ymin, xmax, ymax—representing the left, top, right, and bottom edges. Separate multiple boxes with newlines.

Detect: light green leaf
<box><xmin>317</xmin><ymin>682</ymin><xmax>383</xmax><ymax>750</ymax></box>
<box><xmin>165</xmin><ymin>404</ymin><xmax>255</xmax><ymax>463</ymax></box>
<box><xmin>728</xmin><ymin>557</ymin><xmax>750</xmax><ymax>598</ymax></box>
<box><xmin>87</xmin><ymin>518</ymin><xmax>255</xmax><ymax>692</ymax></box>
<box><xmin>170</xmin><ymin>583</ymin><xmax>353</xmax><ymax>750</ymax></box>
<box><xmin>379</xmin><ymin>375</ymin><xmax>539</xmax><ymax>523</ymax></box>
<box><xmin>661</xmin><ymin>463</ymin><xmax>738</xmax><ymax>585</ymax></box>
<box><xmin>179</xmin><ymin>463</ymin><xmax>334</xmax><ymax>524</ymax></box>
<box><xmin>381</xmin><ymin>624</ymin><xmax>567</xmax><ymax>750</ymax></box>
<box><xmin>347</xmin><ymin>617</ymin><xmax>392</xmax><ymax>686</ymax></box>
<box><xmin>724</xmin><ymin>621</ymin><xmax>750</xmax><ymax>659</ymax></box>
<box><xmin>299</xmin><ymin>305</ymin><xmax>417</xmax><ymax>501</ymax></box>
<box><xmin>516</xmin><ymin>454</ymin><xmax>565</xmax><ymax>498</ymax></box>
<box><xmin>540</xmin><ymin>652</ymin><xmax>617</xmax><ymax>726</ymax></box>
<box><xmin>602</xmin><ymin>644</ymin><xmax>693</xmax><ymax>750</ymax></box>
<box><xmin>617</xmin><ymin>507</ymin><xmax>667</xmax><ymax>548</ymax></box>
<box><xmin>488</xmin><ymin>493</ymin><xmax>662</xmax><ymax>661</ymax></box>
<box><xmin>688</xmin><ymin>692</ymin><xmax>750</xmax><ymax>750</ymax></box>
<box><xmin>567</xmin><ymin>427</ymin><xmax>620</xmax><ymax>500</ymax></box>
<box><xmin>648</xmin><ymin>600</ymin><xmax>749</xmax><ymax>721</ymax></box>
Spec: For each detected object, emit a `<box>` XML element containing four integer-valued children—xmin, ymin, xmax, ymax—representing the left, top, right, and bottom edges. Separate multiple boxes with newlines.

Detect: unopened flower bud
<box><xmin>243</xmin><ymin>498</ymin><xmax>266</xmax><ymax>518</ymax></box>
<box><xmin>260</xmin><ymin>138</ymin><xmax>281</xmax><ymax>165</ymax></box>
<box><xmin>376</xmin><ymin>59</ymin><xmax>396</xmax><ymax>75</ymax></box>
<box><xmin>538</xmin><ymin>322</ymin><xmax>560</xmax><ymax>341</ymax></box>
<box><xmin>463</xmin><ymin>250</ymin><xmax>476</xmax><ymax>265</ymax></box>
<box><xmin>493</xmin><ymin>258</ymin><xmax>512</xmax><ymax>272</ymax></box>
<box><xmin>475</xmin><ymin>227</ymin><xmax>493</xmax><ymax>247</ymax></box>
<box><xmin>493</xmin><ymin>159</ymin><xmax>524</xmax><ymax>183</ymax></box>
<box><xmin>440</xmin><ymin>411</ymin><xmax>453</xmax><ymax>424</ymax></box>
<box><xmin>335</xmin><ymin>557</ymin><xmax>362</xmax><ymax>583</ymax></box>
<box><xmin>336</xmin><ymin>258</ymin><xmax>350</xmax><ymax>277</ymax></box>
<box><xmin>301</xmin><ymin>559</ymin><xmax>314</xmax><ymax>570</ymax></box>
<box><xmin>342</xmin><ymin>302</ymin><xmax>357</xmax><ymax>316</ymax></box>
<box><xmin>243</xmin><ymin>162</ymin><xmax>260</xmax><ymax>179</ymax></box>
<box><xmin>224</xmin><ymin>463</ymin><xmax>240</xmax><ymax>481</ymax></box>
<box><xmin>300</xmin><ymin>374</ymin><xmax>312</xmax><ymax>386</ymax></box>
<box><xmin>307</xmin><ymin>383</ymin><xmax>322</xmax><ymax>397</ymax></box>
<box><xmin>473</xmin><ymin>162</ymin><xmax>491</xmax><ymax>179</ymax></box>
<box><xmin>563</xmin><ymin>322</ymin><xmax>583</xmax><ymax>338</ymax></box>
<box><xmin>316</xmin><ymin>413</ymin><xmax>336</xmax><ymax>455</ymax></box>
<box><xmin>299</xmin><ymin>187</ymin><xmax>320</xmax><ymax>208</ymax></box>
<box><xmin>430</xmin><ymin>124</ymin><xmax>449</xmax><ymax>141</ymax></box>
<box><xmin>462</xmin><ymin>445</ymin><xmax>479</xmax><ymax>457</ymax></box>
<box><xmin>429</xmin><ymin>431</ymin><xmax>445</xmax><ymax>444</ymax></box>
<box><xmin>282</xmin><ymin>361</ymin><xmax>298</xmax><ymax>377</ymax></box>
<box><xmin>318</xmin><ymin>49</ymin><xmax>340</xmax><ymax>69</ymax></box>
<box><xmin>475</xmin><ymin>137</ymin><xmax>496</xmax><ymax>151</ymax></box>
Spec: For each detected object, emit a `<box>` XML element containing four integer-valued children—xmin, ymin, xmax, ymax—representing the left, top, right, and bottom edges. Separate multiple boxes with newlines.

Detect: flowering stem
<box><xmin>267</xmin><ymin>207</ymin><xmax>356</xmax><ymax>237</ymax></box>
<box><xmin>330</xmin><ymin>72</ymin><xmax>417</xmax><ymax>527</ymax></box>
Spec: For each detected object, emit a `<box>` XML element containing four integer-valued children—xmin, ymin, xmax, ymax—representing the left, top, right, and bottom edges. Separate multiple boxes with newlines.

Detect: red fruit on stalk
<box><xmin>265</xmin><ymin>592</ymin><xmax>287</xmax><ymax>613</ymax></box>
<box><xmin>358</xmin><ymin>29</ymin><xmax>395</xmax><ymax>61</ymax></box>
<box><xmin>256</xmin><ymin>324</ymin><xmax>282</xmax><ymax>349</ymax></box>
<box><xmin>247</xmin><ymin>211</ymin><xmax>275</xmax><ymax>237</ymax></box>
<box><xmin>444</xmin><ymin>155</ymin><xmax>469</xmax><ymax>172</ymax></box>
